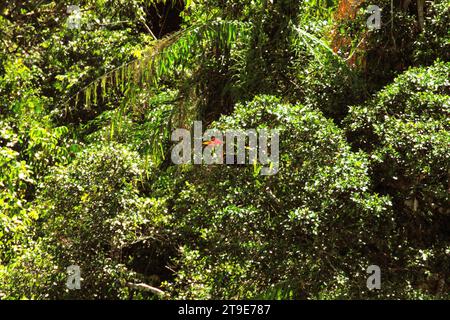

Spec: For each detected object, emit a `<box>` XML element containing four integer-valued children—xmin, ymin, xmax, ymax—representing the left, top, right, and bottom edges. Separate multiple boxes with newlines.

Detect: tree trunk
<box><xmin>417</xmin><ymin>0</ymin><xmax>425</xmax><ymax>30</ymax></box>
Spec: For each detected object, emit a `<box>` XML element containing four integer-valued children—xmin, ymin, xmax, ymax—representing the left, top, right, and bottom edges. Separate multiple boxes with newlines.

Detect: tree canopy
<box><xmin>0</xmin><ymin>0</ymin><xmax>449</xmax><ymax>300</ymax></box>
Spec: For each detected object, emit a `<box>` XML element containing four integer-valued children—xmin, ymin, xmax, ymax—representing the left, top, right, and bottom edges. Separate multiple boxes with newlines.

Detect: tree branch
<box><xmin>126</xmin><ymin>282</ymin><xmax>166</xmax><ymax>297</ymax></box>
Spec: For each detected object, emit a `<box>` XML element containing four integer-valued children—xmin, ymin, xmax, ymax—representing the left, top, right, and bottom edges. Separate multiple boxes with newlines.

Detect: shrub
<box><xmin>31</xmin><ymin>142</ymin><xmax>171</xmax><ymax>299</ymax></box>
<box><xmin>164</xmin><ymin>95</ymin><xmax>394</xmax><ymax>299</ymax></box>
<box><xmin>345</xmin><ymin>60</ymin><xmax>450</xmax><ymax>298</ymax></box>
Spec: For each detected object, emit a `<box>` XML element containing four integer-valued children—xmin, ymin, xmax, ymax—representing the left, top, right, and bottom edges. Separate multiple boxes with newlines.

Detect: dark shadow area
<box><xmin>144</xmin><ymin>0</ymin><xmax>184</xmax><ymax>38</ymax></box>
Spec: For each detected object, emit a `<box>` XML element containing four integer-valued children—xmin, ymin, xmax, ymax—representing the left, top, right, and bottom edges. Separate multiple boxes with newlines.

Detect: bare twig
<box><xmin>141</xmin><ymin>19</ymin><xmax>158</xmax><ymax>40</ymax></box>
<box><xmin>126</xmin><ymin>282</ymin><xmax>166</xmax><ymax>296</ymax></box>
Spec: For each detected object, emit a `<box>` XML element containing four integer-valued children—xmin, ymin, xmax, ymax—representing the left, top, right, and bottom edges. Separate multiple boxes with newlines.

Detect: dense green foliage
<box><xmin>0</xmin><ymin>0</ymin><xmax>449</xmax><ymax>299</ymax></box>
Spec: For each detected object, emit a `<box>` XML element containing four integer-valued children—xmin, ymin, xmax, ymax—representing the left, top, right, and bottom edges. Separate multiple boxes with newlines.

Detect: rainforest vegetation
<box><xmin>0</xmin><ymin>0</ymin><xmax>449</xmax><ymax>299</ymax></box>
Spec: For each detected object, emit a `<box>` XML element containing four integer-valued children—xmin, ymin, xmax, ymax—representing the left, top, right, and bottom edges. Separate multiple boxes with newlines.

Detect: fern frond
<box><xmin>62</xmin><ymin>19</ymin><xmax>252</xmax><ymax>113</ymax></box>
<box><xmin>294</xmin><ymin>25</ymin><xmax>345</xmax><ymax>65</ymax></box>
<box><xmin>255</xmin><ymin>280</ymin><xmax>297</xmax><ymax>300</ymax></box>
